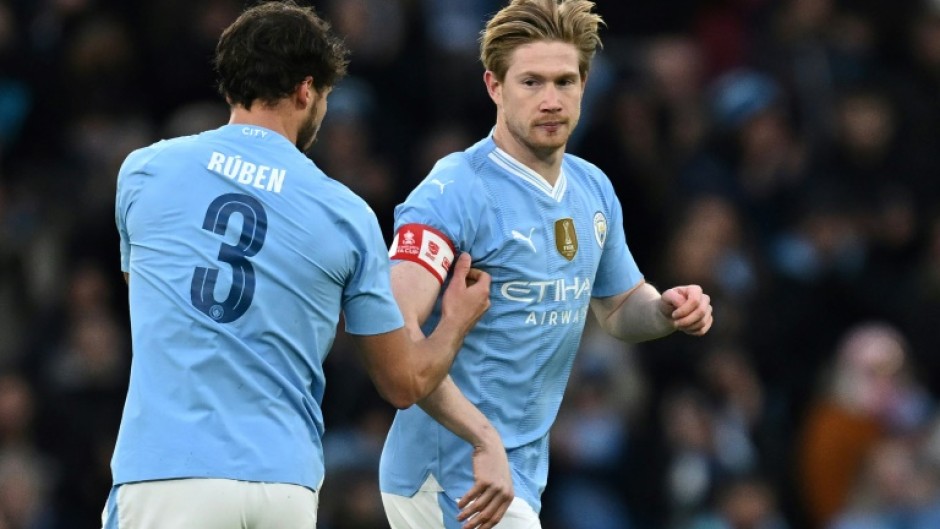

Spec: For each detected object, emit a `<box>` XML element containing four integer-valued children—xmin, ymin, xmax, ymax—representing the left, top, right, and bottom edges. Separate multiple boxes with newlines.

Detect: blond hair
<box><xmin>480</xmin><ymin>0</ymin><xmax>604</xmax><ymax>81</ymax></box>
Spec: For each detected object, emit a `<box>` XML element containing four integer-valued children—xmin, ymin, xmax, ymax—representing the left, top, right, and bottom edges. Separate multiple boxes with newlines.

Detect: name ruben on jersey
<box><xmin>207</xmin><ymin>152</ymin><xmax>286</xmax><ymax>193</ymax></box>
<box><xmin>502</xmin><ymin>276</ymin><xmax>592</xmax><ymax>326</ymax></box>
<box><xmin>389</xmin><ymin>223</ymin><xmax>456</xmax><ymax>283</ymax></box>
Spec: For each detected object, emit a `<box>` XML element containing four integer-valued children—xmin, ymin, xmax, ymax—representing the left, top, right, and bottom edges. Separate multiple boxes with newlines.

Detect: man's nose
<box><xmin>540</xmin><ymin>85</ymin><xmax>562</xmax><ymax>112</ymax></box>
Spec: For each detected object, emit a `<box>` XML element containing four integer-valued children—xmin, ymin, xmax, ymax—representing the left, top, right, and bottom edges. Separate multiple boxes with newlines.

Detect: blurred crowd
<box><xmin>1</xmin><ymin>0</ymin><xmax>940</xmax><ymax>528</ymax></box>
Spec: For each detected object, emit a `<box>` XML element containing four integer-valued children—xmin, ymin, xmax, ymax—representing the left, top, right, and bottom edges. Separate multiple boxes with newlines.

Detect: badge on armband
<box><xmin>389</xmin><ymin>223</ymin><xmax>456</xmax><ymax>284</ymax></box>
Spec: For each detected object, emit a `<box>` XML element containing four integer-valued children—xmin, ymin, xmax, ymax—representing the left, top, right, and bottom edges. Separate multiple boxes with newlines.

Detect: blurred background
<box><xmin>1</xmin><ymin>0</ymin><xmax>940</xmax><ymax>528</ymax></box>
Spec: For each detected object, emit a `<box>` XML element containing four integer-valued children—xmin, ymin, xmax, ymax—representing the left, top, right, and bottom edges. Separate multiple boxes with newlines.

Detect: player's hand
<box><xmin>660</xmin><ymin>284</ymin><xmax>713</xmax><ymax>336</ymax></box>
<box><xmin>465</xmin><ymin>266</ymin><xmax>485</xmax><ymax>287</ymax></box>
<box><xmin>441</xmin><ymin>253</ymin><xmax>491</xmax><ymax>334</ymax></box>
<box><xmin>457</xmin><ymin>436</ymin><xmax>513</xmax><ymax>529</ymax></box>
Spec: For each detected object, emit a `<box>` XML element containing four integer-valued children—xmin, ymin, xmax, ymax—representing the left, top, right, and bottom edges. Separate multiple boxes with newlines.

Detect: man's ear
<box><xmin>484</xmin><ymin>70</ymin><xmax>501</xmax><ymax>105</ymax></box>
<box><xmin>297</xmin><ymin>76</ymin><xmax>315</xmax><ymax>108</ymax></box>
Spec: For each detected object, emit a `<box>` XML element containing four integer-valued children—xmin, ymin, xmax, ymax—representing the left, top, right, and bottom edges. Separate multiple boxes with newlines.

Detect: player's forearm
<box><xmin>359</xmin><ymin>319</ymin><xmax>467</xmax><ymax>409</ymax></box>
<box><xmin>601</xmin><ymin>282</ymin><xmax>676</xmax><ymax>343</ymax></box>
<box><xmin>388</xmin><ymin>258</ymin><xmax>488</xmax><ymax>404</ymax></box>
<box><xmin>418</xmin><ymin>375</ymin><xmax>502</xmax><ymax>449</ymax></box>
<box><xmin>408</xmin><ymin>317</ymin><xmax>467</xmax><ymax>400</ymax></box>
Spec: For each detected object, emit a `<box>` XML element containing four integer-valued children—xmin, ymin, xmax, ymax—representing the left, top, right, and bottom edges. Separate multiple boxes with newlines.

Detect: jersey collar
<box><xmin>488</xmin><ymin>146</ymin><xmax>567</xmax><ymax>202</ymax></box>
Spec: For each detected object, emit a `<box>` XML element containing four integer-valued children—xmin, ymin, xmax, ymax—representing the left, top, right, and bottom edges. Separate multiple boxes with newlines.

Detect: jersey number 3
<box><xmin>190</xmin><ymin>193</ymin><xmax>268</xmax><ymax>323</ymax></box>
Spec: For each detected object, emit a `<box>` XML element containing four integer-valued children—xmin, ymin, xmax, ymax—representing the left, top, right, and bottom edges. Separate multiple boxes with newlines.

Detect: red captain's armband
<box><xmin>389</xmin><ymin>223</ymin><xmax>457</xmax><ymax>284</ymax></box>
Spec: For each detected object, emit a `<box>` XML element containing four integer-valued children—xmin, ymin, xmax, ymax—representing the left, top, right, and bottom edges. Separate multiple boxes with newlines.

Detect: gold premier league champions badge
<box><xmin>554</xmin><ymin>218</ymin><xmax>578</xmax><ymax>261</ymax></box>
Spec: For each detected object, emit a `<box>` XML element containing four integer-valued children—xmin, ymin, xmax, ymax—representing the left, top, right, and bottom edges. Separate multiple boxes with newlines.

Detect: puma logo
<box><xmin>428</xmin><ymin>179</ymin><xmax>454</xmax><ymax>194</ymax></box>
<box><xmin>511</xmin><ymin>228</ymin><xmax>537</xmax><ymax>253</ymax></box>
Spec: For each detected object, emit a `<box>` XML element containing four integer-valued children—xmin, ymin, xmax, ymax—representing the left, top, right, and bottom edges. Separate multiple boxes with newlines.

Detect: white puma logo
<box><xmin>428</xmin><ymin>179</ymin><xmax>454</xmax><ymax>194</ymax></box>
<box><xmin>511</xmin><ymin>228</ymin><xmax>537</xmax><ymax>253</ymax></box>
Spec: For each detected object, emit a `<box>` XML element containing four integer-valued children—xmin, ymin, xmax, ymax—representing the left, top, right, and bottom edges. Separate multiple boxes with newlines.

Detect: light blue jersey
<box><xmin>112</xmin><ymin>124</ymin><xmax>404</xmax><ymax>491</ymax></box>
<box><xmin>379</xmin><ymin>135</ymin><xmax>643</xmax><ymax>513</ymax></box>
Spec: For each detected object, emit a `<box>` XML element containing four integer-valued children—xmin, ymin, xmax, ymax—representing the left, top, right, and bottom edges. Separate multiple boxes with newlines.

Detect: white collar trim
<box><xmin>488</xmin><ymin>147</ymin><xmax>567</xmax><ymax>202</ymax></box>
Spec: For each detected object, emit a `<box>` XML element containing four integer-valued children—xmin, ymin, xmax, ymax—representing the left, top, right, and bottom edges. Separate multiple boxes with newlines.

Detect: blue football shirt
<box><xmin>379</xmin><ymin>135</ymin><xmax>644</xmax><ymax>512</ymax></box>
<box><xmin>112</xmin><ymin>124</ymin><xmax>404</xmax><ymax>490</ymax></box>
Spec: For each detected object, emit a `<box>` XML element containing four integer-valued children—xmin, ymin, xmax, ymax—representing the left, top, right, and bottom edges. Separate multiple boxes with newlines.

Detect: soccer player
<box><xmin>101</xmin><ymin>2</ymin><xmax>491</xmax><ymax>528</ymax></box>
<box><xmin>379</xmin><ymin>1</ymin><xmax>714</xmax><ymax>528</ymax></box>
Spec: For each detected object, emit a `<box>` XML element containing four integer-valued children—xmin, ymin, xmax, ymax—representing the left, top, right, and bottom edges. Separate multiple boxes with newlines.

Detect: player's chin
<box><xmin>530</xmin><ymin>135</ymin><xmax>568</xmax><ymax>151</ymax></box>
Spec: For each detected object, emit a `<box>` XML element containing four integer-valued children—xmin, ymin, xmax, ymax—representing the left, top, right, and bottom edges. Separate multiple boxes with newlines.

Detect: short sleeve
<box><xmin>116</xmin><ymin>191</ymin><xmax>131</xmax><ymax>273</ymax></box>
<box><xmin>389</xmin><ymin>154</ymin><xmax>484</xmax><ymax>282</ymax></box>
<box><xmin>115</xmin><ymin>150</ymin><xmax>151</xmax><ymax>273</ymax></box>
<box><xmin>592</xmin><ymin>188</ymin><xmax>644</xmax><ymax>298</ymax></box>
<box><xmin>342</xmin><ymin>206</ymin><xmax>406</xmax><ymax>336</ymax></box>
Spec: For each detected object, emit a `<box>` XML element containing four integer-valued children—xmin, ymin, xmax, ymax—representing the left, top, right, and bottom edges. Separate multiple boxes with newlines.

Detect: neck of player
<box><xmin>492</xmin><ymin>123</ymin><xmax>564</xmax><ymax>187</ymax></box>
<box><xmin>228</xmin><ymin>99</ymin><xmax>301</xmax><ymax>147</ymax></box>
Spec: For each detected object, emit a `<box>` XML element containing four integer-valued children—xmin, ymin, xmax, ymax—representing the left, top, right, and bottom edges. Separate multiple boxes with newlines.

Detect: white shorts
<box><xmin>381</xmin><ymin>475</ymin><xmax>541</xmax><ymax>529</ymax></box>
<box><xmin>101</xmin><ymin>478</ymin><xmax>319</xmax><ymax>529</ymax></box>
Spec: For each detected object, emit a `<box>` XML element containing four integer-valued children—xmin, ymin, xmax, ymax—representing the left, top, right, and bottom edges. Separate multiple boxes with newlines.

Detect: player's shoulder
<box><xmin>424</xmin><ymin>135</ymin><xmax>501</xmax><ymax>192</ymax></box>
<box><xmin>406</xmin><ymin>145</ymin><xmax>488</xmax><ymax>206</ymax></box>
<box><xmin>118</xmin><ymin>133</ymin><xmax>207</xmax><ymax>177</ymax></box>
<box><xmin>325</xmin><ymin>177</ymin><xmax>373</xmax><ymax>212</ymax></box>
<box><xmin>563</xmin><ymin>152</ymin><xmax>609</xmax><ymax>182</ymax></box>
<box><xmin>563</xmin><ymin>152</ymin><xmax>616</xmax><ymax>194</ymax></box>
<box><xmin>319</xmin><ymin>172</ymin><xmax>380</xmax><ymax>223</ymax></box>
<box><xmin>118</xmin><ymin>139</ymin><xmax>169</xmax><ymax>175</ymax></box>
<box><xmin>427</xmin><ymin>149</ymin><xmax>482</xmax><ymax>188</ymax></box>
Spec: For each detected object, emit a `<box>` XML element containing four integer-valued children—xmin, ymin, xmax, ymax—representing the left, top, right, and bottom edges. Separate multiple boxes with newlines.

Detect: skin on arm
<box><xmin>353</xmin><ymin>253</ymin><xmax>491</xmax><ymax>409</ymax></box>
<box><xmin>389</xmin><ymin>260</ymin><xmax>514</xmax><ymax>529</ymax></box>
<box><xmin>591</xmin><ymin>280</ymin><xmax>713</xmax><ymax>343</ymax></box>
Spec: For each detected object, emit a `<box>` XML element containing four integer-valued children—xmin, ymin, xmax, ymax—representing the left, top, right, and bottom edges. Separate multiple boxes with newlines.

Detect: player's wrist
<box><xmin>430</xmin><ymin>316</ymin><xmax>466</xmax><ymax>353</ymax></box>
<box><xmin>441</xmin><ymin>302</ymin><xmax>480</xmax><ymax>337</ymax></box>
<box><xmin>654</xmin><ymin>297</ymin><xmax>678</xmax><ymax>332</ymax></box>
<box><xmin>471</xmin><ymin>422</ymin><xmax>503</xmax><ymax>450</ymax></box>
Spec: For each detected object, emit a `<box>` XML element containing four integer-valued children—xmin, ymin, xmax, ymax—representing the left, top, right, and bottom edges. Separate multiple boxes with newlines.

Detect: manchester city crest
<box><xmin>593</xmin><ymin>211</ymin><xmax>607</xmax><ymax>248</ymax></box>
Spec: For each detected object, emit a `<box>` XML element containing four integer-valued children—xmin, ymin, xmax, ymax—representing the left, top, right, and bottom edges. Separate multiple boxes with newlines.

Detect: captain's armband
<box><xmin>389</xmin><ymin>223</ymin><xmax>456</xmax><ymax>284</ymax></box>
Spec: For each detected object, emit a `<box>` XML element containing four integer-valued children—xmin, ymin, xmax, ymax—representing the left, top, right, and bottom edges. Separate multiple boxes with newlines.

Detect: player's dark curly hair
<box><xmin>214</xmin><ymin>0</ymin><xmax>349</xmax><ymax>109</ymax></box>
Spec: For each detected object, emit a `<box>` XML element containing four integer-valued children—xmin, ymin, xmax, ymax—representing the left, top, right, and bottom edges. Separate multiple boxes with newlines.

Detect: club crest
<box><xmin>593</xmin><ymin>211</ymin><xmax>608</xmax><ymax>248</ymax></box>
